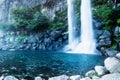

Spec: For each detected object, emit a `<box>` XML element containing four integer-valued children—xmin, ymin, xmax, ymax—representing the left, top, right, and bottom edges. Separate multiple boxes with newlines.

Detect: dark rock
<box><xmin>100</xmin><ymin>30</ymin><xmax>111</xmax><ymax>38</ymax></box>
<box><xmin>19</xmin><ymin>44</ymin><xmax>26</xmax><ymax>49</ymax></box>
<box><xmin>94</xmin><ymin>30</ymin><xmax>103</xmax><ymax>39</ymax></box>
<box><xmin>23</xmin><ymin>39</ymin><xmax>28</xmax><ymax>44</ymax></box>
<box><xmin>28</xmin><ymin>37</ymin><xmax>38</xmax><ymax>44</ymax></box>
<box><xmin>117</xmin><ymin>42</ymin><xmax>120</xmax><ymax>51</ymax></box>
<box><xmin>50</xmin><ymin>30</ymin><xmax>61</xmax><ymax>40</ymax></box>
<box><xmin>114</xmin><ymin>26</ymin><xmax>120</xmax><ymax>37</ymax></box>
<box><xmin>105</xmin><ymin>48</ymin><xmax>118</xmax><ymax>57</ymax></box>
<box><xmin>63</xmin><ymin>34</ymin><xmax>68</xmax><ymax>40</ymax></box>
<box><xmin>93</xmin><ymin>19</ymin><xmax>104</xmax><ymax>29</ymax></box>
<box><xmin>39</xmin><ymin>44</ymin><xmax>46</xmax><ymax>50</ymax></box>
<box><xmin>97</xmin><ymin>30</ymin><xmax>111</xmax><ymax>48</ymax></box>
<box><xmin>24</xmin><ymin>44</ymin><xmax>31</xmax><ymax>50</ymax></box>
<box><xmin>35</xmin><ymin>33</ymin><xmax>43</xmax><ymax>39</ymax></box>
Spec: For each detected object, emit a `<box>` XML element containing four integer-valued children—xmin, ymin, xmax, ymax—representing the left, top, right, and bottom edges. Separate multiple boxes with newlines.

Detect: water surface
<box><xmin>0</xmin><ymin>51</ymin><xmax>105</xmax><ymax>78</ymax></box>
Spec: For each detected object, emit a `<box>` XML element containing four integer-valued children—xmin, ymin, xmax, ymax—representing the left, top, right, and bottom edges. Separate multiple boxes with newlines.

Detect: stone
<box><xmin>34</xmin><ymin>76</ymin><xmax>42</xmax><ymax>80</ymax></box>
<box><xmin>105</xmin><ymin>48</ymin><xmax>118</xmax><ymax>57</ymax></box>
<box><xmin>100</xmin><ymin>73</ymin><xmax>120</xmax><ymax>80</ymax></box>
<box><xmin>85</xmin><ymin>70</ymin><xmax>96</xmax><ymax>77</ymax></box>
<box><xmin>93</xmin><ymin>19</ymin><xmax>104</xmax><ymax>29</ymax></box>
<box><xmin>114</xmin><ymin>26</ymin><xmax>120</xmax><ymax>37</ymax></box>
<box><xmin>48</xmin><ymin>75</ymin><xmax>69</xmax><ymax>80</ymax></box>
<box><xmin>4</xmin><ymin>76</ymin><xmax>18</xmax><ymax>80</ymax></box>
<box><xmin>95</xmin><ymin>66</ymin><xmax>108</xmax><ymax>76</ymax></box>
<box><xmin>94</xmin><ymin>30</ymin><xmax>103</xmax><ymax>39</ymax></box>
<box><xmin>92</xmin><ymin>76</ymin><xmax>100</xmax><ymax>80</ymax></box>
<box><xmin>28</xmin><ymin>37</ymin><xmax>38</xmax><ymax>44</ymax></box>
<box><xmin>104</xmin><ymin>57</ymin><xmax>120</xmax><ymax>73</ymax></box>
<box><xmin>117</xmin><ymin>42</ymin><xmax>120</xmax><ymax>51</ymax></box>
<box><xmin>0</xmin><ymin>75</ymin><xmax>4</xmax><ymax>80</ymax></box>
<box><xmin>102</xmin><ymin>30</ymin><xmax>111</xmax><ymax>38</ymax></box>
<box><xmin>80</xmin><ymin>77</ymin><xmax>91</xmax><ymax>80</ymax></box>
<box><xmin>70</xmin><ymin>75</ymin><xmax>81</xmax><ymax>80</ymax></box>
<box><xmin>116</xmin><ymin>53</ymin><xmax>120</xmax><ymax>59</ymax></box>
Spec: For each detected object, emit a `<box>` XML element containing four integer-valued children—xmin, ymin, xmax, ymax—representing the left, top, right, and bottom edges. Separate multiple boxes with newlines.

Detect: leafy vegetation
<box><xmin>11</xmin><ymin>7</ymin><xmax>50</xmax><ymax>31</ymax></box>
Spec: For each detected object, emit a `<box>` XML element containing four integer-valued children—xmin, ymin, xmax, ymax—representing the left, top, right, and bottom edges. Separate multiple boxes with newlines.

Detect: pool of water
<box><xmin>0</xmin><ymin>51</ymin><xmax>105</xmax><ymax>78</ymax></box>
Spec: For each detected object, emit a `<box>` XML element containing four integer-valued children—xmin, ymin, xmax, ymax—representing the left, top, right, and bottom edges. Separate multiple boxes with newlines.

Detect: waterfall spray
<box><xmin>66</xmin><ymin>0</ymin><xmax>96</xmax><ymax>54</ymax></box>
<box><xmin>67</xmin><ymin>0</ymin><xmax>79</xmax><ymax>50</ymax></box>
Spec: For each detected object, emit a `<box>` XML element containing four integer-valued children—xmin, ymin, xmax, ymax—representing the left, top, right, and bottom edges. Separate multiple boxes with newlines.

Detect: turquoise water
<box><xmin>0</xmin><ymin>51</ymin><xmax>105</xmax><ymax>78</ymax></box>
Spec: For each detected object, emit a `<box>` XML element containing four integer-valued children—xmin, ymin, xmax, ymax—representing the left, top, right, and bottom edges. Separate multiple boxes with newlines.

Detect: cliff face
<box><xmin>0</xmin><ymin>0</ymin><xmax>66</xmax><ymax>22</ymax></box>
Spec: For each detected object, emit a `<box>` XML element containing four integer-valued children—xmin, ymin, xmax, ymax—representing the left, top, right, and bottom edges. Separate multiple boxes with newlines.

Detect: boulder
<box><xmin>114</xmin><ymin>26</ymin><xmax>120</xmax><ymax>37</ymax></box>
<box><xmin>34</xmin><ymin>76</ymin><xmax>43</xmax><ymax>80</ymax></box>
<box><xmin>116</xmin><ymin>53</ymin><xmax>120</xmax><ymax>59</ymax></box>
<box><xmin>93</xmin><ymin>19</ymin><xmax>104</xmax><ymax>29</ymax></box>
<box><xmin>80</xmin><ymin>77</ymin><xmax>91</xmax><ymax>80</ymax></box>
<box><xmin>70</xmin><ymin>75</ymin><xmax>81</xmax><ymax>80</ymax></box>
<box><xmin>94</xmin><ymin>30</ymin><xmax>103</xmax><ymax>39</ymax></box>
<box><xmin>100</xmin><ymin>73</ymin><xmax>120</xmax><ymax>80</ymax></box>
<box><xmin>92</xmin><ymin>76</ymin><xmax>100</xmax><ymax>80</ymax></box>
<box><xmin>97</xmin><ymin>30</ymin><xmax>111</xmax><ymax>48</ymax></box>
<box><xmin>85</xmin><ymin>70</ymin><xmax>96</xmax><ymax>77</ymax></box>
<box><xmin>105</xmin><ymin>48</ymin><xmax>118</xmax><ymax>57</ymax></box>
<box><xmin>28</xmin><ymin>37</ymin><xmax>38</xmax><ymax>44</ymax></box>
<box><xmin>117</xmin><ymin>42</ymin><xmax>120</xmax><ymax>51</ymax></box>
<box><xmin>4</xmin><ymin>76</ymin><xmax>18</xmax><ymax>80</ymax></box>
<box><xmin>48</xmin><ymin>75</ymin><xmax>69</xmax><ymax>80</ymax></box>
<box><xmin>95</xmin><ymin>66</ymin><xmax>108</xmax><ymax>76</ymax></box>
<box><xmin>104</xmin><ymin>57</ymin><xmax>120</xmax><ymax>73</ymax></box>
<box><xmin>0</xmin><ymin>76</ymin><xmax>4</xmax><ymax>80</ymax></box>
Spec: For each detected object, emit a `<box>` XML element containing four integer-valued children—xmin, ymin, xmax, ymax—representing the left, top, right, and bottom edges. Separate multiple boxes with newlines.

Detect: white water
<box><xmin>67</xmin><ymin>0</ymin><xmax>79</xmax><ymax>50</ymax></box>
<box><xmin>67</xmin><ymin>0</ymin><xmax>96</xmax><ymax>54</ymax></box>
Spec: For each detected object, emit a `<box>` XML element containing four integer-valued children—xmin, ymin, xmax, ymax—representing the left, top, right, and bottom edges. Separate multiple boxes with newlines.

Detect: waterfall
<box><xmin>67</xmin><ymin>0</ymin><xmax>96</xmax><ymax>54</ymax></box>
<box><xmin>67</xmin><ymin>0</ymin><xmax>79</xmax><ymax>50</ymax></box>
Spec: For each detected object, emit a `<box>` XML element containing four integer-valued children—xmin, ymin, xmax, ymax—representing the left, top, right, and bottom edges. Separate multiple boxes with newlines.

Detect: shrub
<box><xmin>11</xmin><ymin>7</ymin><xmax>50</xmax><ymax>31</ymax></box>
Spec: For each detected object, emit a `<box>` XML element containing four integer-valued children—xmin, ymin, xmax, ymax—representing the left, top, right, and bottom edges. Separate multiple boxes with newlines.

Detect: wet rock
<box><xmin>95</xmin><ymin>66</ymin><xmax>108</xmax><ymax>76</ymax></box>
<box><xmin>114</xmin><ymin>26</ymin><xmax>120</xmax><ymax>37</ymax></box>
<box><xmin>94</xmin><ymin>30</ymin><xmax>103</xmax><ymax>39</ymax></box>
<box><xmin>48</xmin><ymin>75</ymin><xmax>69</xmax><ymax>80</ymax></box>
<box><xmin>28</xmin><ymin>37</ymin><xmax>38</xmax><ymax>44</ymax></box>
<box><xmin>4</xmin><ymin>76</ymin><xmax>18</xmax><ymax>80</ymax></box>
<box><xmin>100</xmin><ymin>73</ymin><xmax>120</xmax><ymax>80</ymax></box>
<box><xmin>117</xmin><ymin>42</ymin><xmax>120</xmax><ymax>51</ymax></box>
<box><xmin>70</xmin><ymin>75</ymin><xmax>81</xmax><ymax>80</ymax></box>
<box><xmin>97</xmin><ymin>30</ymin><xmax>111</xmax><ymax>48</ymax></box>
<box><xmin>93</xmin><ymin>19</ymin><xmax>104</xmax><ymax>29</ymax></box>
<box><xmin>104</xmin><ymin>57</ymin><xmax>120</xmax><ymax>73</ymax></box>
<box><xmin>105</xmin><ymin>48</ymin><xmax>118</xmax><ymax>57</ymax></box>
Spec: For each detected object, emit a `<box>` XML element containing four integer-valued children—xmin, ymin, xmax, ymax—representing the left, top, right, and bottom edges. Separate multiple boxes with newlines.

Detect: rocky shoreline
<box><xmin>0</xmin><ymin>20</ymin><xmax>120</xmax><ymax>56</ymax></box>
<box><xmin>0</xmin><ymin>28</ymin><xmax>68</xmax><ymax>51</ymax></box>
<box><xmin>0</xmin><ymin>53</ymin><xmax>120</xmax><ymax>80</ymax></box>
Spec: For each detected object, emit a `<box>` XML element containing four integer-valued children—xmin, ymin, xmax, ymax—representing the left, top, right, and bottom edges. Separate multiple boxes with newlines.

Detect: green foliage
<box><xmin>11</xmin><ymin>7</ymin><xmax>49</xmax><ymax>31</ymax></box>
<box><xmin>114</xmin><ymin>37</ymin><xmax>120</xmax><ymax>43</ymax></box>
<box><xmin>117</xmin><ymin>18</ymin><xmax>120</xmax><ymax>24</ymax></box>
<box><xmin>110</xmin><ymin>44</ymin><xmax>117</xmax><ymax>50</ymax></box>
<box><xmin>93</xmin><ymin>5</ymin><xmax>112</xmax><ymax>24</ymax></box>
<box><xmin>49</xmin><ymin>22</ymin><xmax>64</xmax><ymax>29</ymax></box>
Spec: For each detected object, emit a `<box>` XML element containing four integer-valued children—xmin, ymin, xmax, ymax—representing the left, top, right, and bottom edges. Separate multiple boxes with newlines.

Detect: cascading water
<box><xmin>67</xmin><ymin>0</ymin><xmax>96</xmax><ymax>54</ymax></box>
<box><xmin>67</xmin><ymin>0</ymin><xmax>79</xmax><ymax>50</ymax></box>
